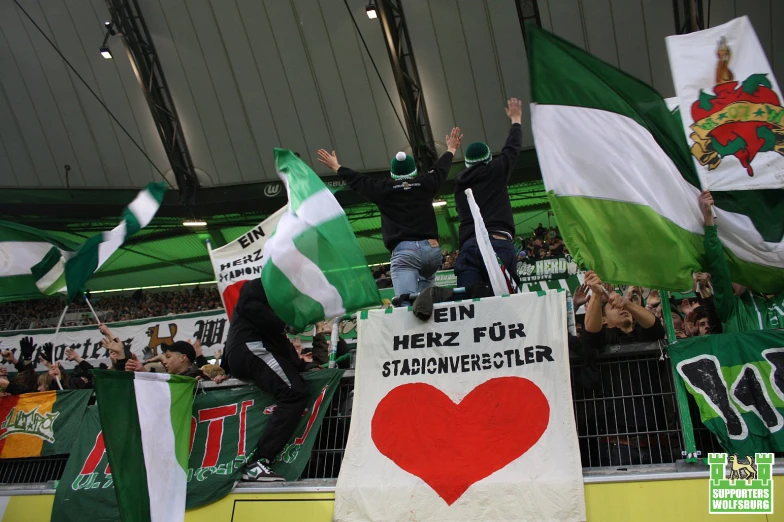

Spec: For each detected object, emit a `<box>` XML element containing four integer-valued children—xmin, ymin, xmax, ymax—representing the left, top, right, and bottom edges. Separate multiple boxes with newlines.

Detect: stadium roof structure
<box><xmin>1</xmin><ymin>0</ymin><xmax>778</xmax><ymax>294</ymax></box>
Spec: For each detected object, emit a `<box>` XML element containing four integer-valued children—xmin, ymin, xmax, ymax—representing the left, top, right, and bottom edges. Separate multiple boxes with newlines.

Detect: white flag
<box><xmin>207</xmin><ymin>207</ymin><xmax>285</xmax><ymax>320</ymax></box>
<box><xmin>465</xmin><ymin>189</ymin><xmax>509</xmax><ymax>296</ymax></box>
<box><xmin>666</xmin><ymin>16</ymin><xmax>784</xmax><ymax>191</ymax></box>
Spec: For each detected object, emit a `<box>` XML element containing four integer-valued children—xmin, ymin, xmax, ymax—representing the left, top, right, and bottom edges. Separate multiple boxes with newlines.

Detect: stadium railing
<box><xmin>0</xmin><ymin>341</ymin><xmax>728</xmax><ymax>486</ymax></box>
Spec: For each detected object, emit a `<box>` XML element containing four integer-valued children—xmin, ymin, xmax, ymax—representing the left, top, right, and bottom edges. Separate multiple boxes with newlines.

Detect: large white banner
<box><xmin>335</xmin><ymin>292</ymin><xmax>585</xmax><ymax>522</ymax></box>
<box><xmin>666</xmin><ymin>16</ymin><xmax>784</xmax><ymax>191</ymax></box>
<box><xmin>208</xmin><ymin>207</ymin><xmax>284</xmax><ymax>320</ymax></box>
<box><xmin>0</xmin><ymin>310</ymin><xmax>227</xmax><ymax>371</ymax></box>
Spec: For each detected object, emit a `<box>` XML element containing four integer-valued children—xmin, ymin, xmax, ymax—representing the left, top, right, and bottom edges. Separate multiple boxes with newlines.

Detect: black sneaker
<box><xmin>242</xmin><ymin>459</ymin><xmax>285</xmax><ymax>482</ymax></box>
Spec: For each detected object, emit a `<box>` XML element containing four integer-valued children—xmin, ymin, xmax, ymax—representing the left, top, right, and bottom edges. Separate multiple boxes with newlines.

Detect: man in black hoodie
<box><xmin>453</xmin><ymin>98</ymin><xmax>523</xmax><ymax>288</ymax></box>
<box><xmin>317</xmin><ymin>127</ymin><xmax>463</xmax><ymax>305</ymax></box>
<box><xmin>220</xmin><ymin>279</ymin><xmax>308</xmax><ymax>482</ymax></box>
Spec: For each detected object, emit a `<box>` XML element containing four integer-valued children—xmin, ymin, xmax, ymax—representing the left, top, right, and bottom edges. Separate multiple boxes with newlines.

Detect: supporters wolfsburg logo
<box><xmin>0</xmin><ymin>406</ymin><xmax>60</xmax><ymax>443</ymax></box>
<box><xmin>708</xmin><ymin>453</ymin><xmax>774</xmax><ymax>514</ymax></box>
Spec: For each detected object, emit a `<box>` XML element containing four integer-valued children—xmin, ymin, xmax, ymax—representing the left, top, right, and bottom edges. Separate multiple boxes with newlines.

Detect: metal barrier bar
<box><xmin>0</xmin><ymin>344</ymin><xmax>718</xmax><ymax>485</ymax></box>
<box><xmin>661</xmin><ymin>291</ymin><xmax>699</xmax><ymax>462</ymax></box>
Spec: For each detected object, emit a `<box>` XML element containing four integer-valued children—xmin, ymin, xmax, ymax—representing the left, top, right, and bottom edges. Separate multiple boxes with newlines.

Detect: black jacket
<box><xmin>222</xmin><ymin>279</ymin><xmax>306</xmax><ymax>374</ymax></box>
<box><xmin>454</xmin><ymin>124</ymin><xmax>522</xmax><ymax>248</ymax></box>
<box><xmin>338</xmin><ymin>152</ymin><xmax>454</xmax><ymax>252</ymax></box>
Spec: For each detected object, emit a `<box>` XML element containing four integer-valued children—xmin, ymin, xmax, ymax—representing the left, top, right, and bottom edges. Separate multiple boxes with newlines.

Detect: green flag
<box><xmin>52</xmin><ymin>370</ymin><xmax>344</xmax><ymax>521</ymax></box>
<box><xmin>93</xmin><ymin>370</ymin><xmax>196</xmax><ymax>522</ymax></box>
<box><xmin>64</xmin><ymin>182</ymin><xmax>166</xmax><ymax>301</ymax></box>
<box><xmin>0</xmin><ymin>183</ymin><xmax>166</xmax><ymax>303</ymax></box>
<box><xmin>669</xmin><ymin>330</ymin><xmax>784</xmax><ymax>456</ymax></box>
<box><xmin>261</xmin><ymin>148</ymin><xmax>381</xmax><ymax>331</ymax></box>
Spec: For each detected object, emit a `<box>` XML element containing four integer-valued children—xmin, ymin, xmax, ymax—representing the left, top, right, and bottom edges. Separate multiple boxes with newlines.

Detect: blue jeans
<box><xmin>390</xmin><ymin>240</ymin><xmax>443</xmax><ymax>306</ymax></box>
<box><xmin>455</xmin><ymin>236</ymin><xmax>516</xmax><ymax>288</ymax></box>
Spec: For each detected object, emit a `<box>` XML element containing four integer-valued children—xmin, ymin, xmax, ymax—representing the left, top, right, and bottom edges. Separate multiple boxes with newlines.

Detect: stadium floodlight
<box><xmin>432</xmin><ymin>201</ymin><xmax>447</xmax><ymax>207</ymax></box>
<box><xmin>182</xmin><ymin>220</ymin><xmax>207</xmax><ymax>227</ymax></box>
<box><xmin>366</xmin><ymin>4</ymin><xmax>377</xmax><ymax>19</ymax></box>
<box><xmin>100</xmin><ymin>46</ymin><xmax>112</xmax><ymax>59</ymax></box>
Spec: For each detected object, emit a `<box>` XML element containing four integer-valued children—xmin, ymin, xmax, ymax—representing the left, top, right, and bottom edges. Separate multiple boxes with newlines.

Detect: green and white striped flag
<box><xmin>261</xmin><ymin>148</ymin><xmax>381</xmax><ymax>331</ymax></box>
<box><xmin>0</xmin><ymin>183</ymin><xmax>166</xmax><ymax>303</ymax></box>
<box><xmin>93</xmin><ymin>370</ymin><xmax>195</xmax><ymax>522</ymax></box>
<box><xmin>528</xmin><ymin>27</ymin><xmax>784</xmax><ymax>294</ymax></box>
<box><xmin>0</xmin><ymin>221</ymin><xmax>79</xmax><ymax>303</ymax></box>
<box><xmin>64</xmin><ymin>182</ymin><xmax>166</xmax><ymax>301</ymax></box>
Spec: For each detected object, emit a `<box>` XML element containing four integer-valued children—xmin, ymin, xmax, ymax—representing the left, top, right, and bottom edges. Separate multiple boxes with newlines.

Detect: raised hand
<box><xmin>445</xmin><ymin>127</ymin><xmax>463</xmax><ymax>154</ymax></box>
<box><xmin>317</xmin><ymin>149</ymin><xmax>341</xmax><ymax>172</ymax></box>
<box><xmin>584</xmin><ymin>271</ymin><xmax>603</xmax><ymax>296</ymax></box>
<box><xmin>19</xmin><ymin>337</ymin><xmax>36</xmax><ymax>360</ymax></box>
<box><xmin>698</xmin><ymin>190</ymin><xmax>714</xmax><ymax>226</ymax></box>
<box><xmin>49</xmin><ymin>362</ymin><xmax>61</xmax><ymax>378</ymax></box>
<box><xmin>101</xmin><ymin>335</ymin><xmax>125</xmax><ymax>356</ymax></box>
<box><xmin>505</xmin><ymin>98</ymin><xmax>523</xmax><ymax>124</ymax></box>
<box><xmin>41</xmin><ymin>343</ymin><xmax>54</xmax><ymax>364</ymax></box>
<box><xmin>1</xmin><ymin>350</ymin><xmax>16</xmax><ymax>364</ymax></box>
<box><xmin>572</xmin><ymin>284</ymin><xmax>589</xmax><ymax>309</ymax></box>
<box><xmin>98</xmin><ymin>323</ymin><xmax>115</xmax><ymax>340</ymax></box>
<box><xmin>124</xmin><ymin>359</ymin><xmax>146</xmax><ymax>372</ymax></box>
<box><xmin>65</xmin><ymin>348</ymin><xmax>82</xmax><ymax>362</ymax></box>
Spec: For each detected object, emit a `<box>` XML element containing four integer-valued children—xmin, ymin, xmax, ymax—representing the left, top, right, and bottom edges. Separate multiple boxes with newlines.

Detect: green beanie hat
<box><xmin>464</xmin><ymin>142</ymin><xmax>491</xmax><ymax>167</ymax></box>
<box><xmin>390</xmin><ymin>152</ymin><xmax>417</xmax><ymax>179</ymax></box>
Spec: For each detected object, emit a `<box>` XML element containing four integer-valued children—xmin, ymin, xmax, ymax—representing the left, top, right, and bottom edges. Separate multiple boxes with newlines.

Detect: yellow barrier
<box><xmin>2</xmin><ymin>477</ymin><xmax>782</xmax><ymax>521</ymax></box>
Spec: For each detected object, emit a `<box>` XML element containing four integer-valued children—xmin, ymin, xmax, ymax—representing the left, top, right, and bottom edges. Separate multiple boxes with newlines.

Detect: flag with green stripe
<box><xmin>0</xmin><ymin>183</ymin><xmax>165</xmax><ymax>303</ymax></box>
<box><xmin>0</xmin><ymin>221</ymin><xmax>79</xmax><ymax>303</ymax></box>
<box><xmin>93</xmin><ymin>370</ymin><xmax>195</xmax><ymax>522</ymax></box>
<box><xmin>528</xmin><ymin>27</ymin><xmax>784</xmax><ymax>293</ymax></box>
<box><xmin>261</xmin><ymin>149</ymin><xmax>381</xmax><ymax>331</ymax></box>
<box><xmin>64</xmin><ymin>182</ymin><xmax>166</xmax><ymax>301</ymax></box>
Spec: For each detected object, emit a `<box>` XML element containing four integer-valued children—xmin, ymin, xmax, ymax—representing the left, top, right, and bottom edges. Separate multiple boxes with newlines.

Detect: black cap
<box><xmin>163</xmin><ymin>341</ymin><xmax>196</xmax><ymax>362</ymax></box>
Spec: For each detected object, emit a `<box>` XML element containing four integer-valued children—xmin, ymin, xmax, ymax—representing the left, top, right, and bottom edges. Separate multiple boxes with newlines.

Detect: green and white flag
<box><xmin>0</xmin><ymin>221</ymin><xmax>79</xmax><ymax>303</ymax></box>
<box><xmin>528</xmin><ymin>27</ymin><xmax>784</xmax><ymax>294</ymax></box>
<box><xmin>261</xmin><ymin>148</ymin><xmax>381</xmax><ymax>331</ymax></box>
<box><xmin>0</xmin><ymin>183</ymin><xmax>165</xmax><ymax>303</ymax></box>
<box><xmin>92</xmin><ymin>370</ymin><xmax>195</xmax><ymax>522</ymax></box>
<box><xmin>64</xmin><ymin>182</ymin><xmax>166</xmax><ymax>301</ymax></box>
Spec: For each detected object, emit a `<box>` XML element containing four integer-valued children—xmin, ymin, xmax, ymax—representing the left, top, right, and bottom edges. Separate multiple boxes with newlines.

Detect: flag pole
<box><xmin>83</xmin><ymin>295</ymin><xmax>101</xmax><ymax>325</ymax></box>
<box><xmin>328</xmin><ymin>316</ymin><xmax>341</xmax><ymax>369</ymax></box>
<box><xmin>51</xmin><ymin>304</ymin><xmax>68</xmax><ymax>391</ymax></box>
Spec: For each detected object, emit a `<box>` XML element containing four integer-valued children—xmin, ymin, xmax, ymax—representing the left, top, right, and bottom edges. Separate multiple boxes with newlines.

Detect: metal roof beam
<box><xmin>105</xmin><ymin>0</ymin><xmax>200</xmax><ymax>204</ymax></box>
<box><xmin>373</xmin><ymin>0</ymin><xmax>438</xmax><ymax>173</ymax></box>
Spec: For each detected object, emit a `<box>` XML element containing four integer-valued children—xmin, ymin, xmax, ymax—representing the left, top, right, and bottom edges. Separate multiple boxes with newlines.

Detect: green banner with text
<box><xmin>669</xmin><ymin>330</ymin><xmax>784</xmax><ymax>456</ymax></box>
<box><xmin>51</xmin><ymin>370</ymin><xmax>344</xmax><ymax>522</ymax></box>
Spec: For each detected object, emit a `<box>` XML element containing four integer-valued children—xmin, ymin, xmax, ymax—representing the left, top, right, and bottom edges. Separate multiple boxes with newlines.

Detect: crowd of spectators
<box><xmin>516</xmin><ymin>223</ymin><xmax>569</xmax><ymax>261</ymax></box>
<box><xmin>569</xmin><ymin>272</ymin><xmax>722</xmax><ymax>341</ymax></box>
<box><xmin>432</xmin><ymin>222</ymin><xmax>569</xmax><ymax>272</ymax></box>
<box><xmin>0</xmin><ymin>286</ymin><xmax>222</xmax><ymax>332</ymax></box>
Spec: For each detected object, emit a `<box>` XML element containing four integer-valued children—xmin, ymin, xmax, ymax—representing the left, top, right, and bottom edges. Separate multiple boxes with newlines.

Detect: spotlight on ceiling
<box><xmin>366</xmin><ymin>4</ymin><xmax>377</xmax><ymax>19</ymax></box>
<box><xmin>100</xmin><ymin>46</ymin><xmax>112</xmax><ymax>59</ymax></box>
<box><xmin>182</xmin><ymin>220</ymin><xmax>207</xmax><ymax>227</ymax></box>
<box><xmin>432</xmin><ymin>200</ymin><xmax>447</xmax><ymax>207</ymax></box>
<box><xmin>104</xmin><ymin>21</ymin><xmax>116</xmax><ymax>35</ymax></box>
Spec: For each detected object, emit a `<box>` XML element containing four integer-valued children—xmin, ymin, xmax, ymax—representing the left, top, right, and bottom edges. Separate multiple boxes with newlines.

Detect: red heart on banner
<box><xmin>371</xmin><ymin>377</ymin><xmax>550</xmax><ymax>505</ymax></box>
